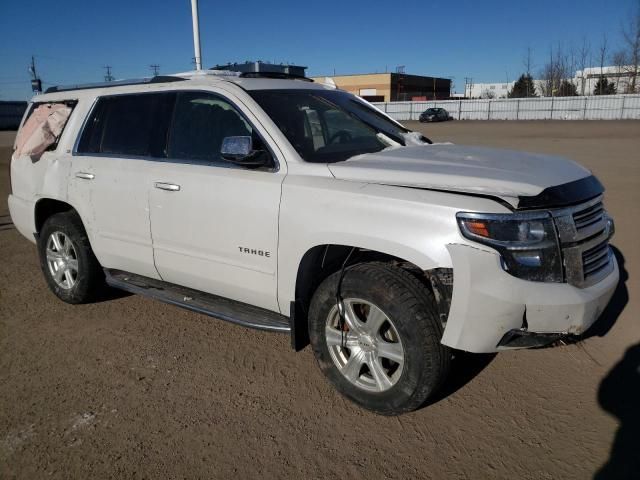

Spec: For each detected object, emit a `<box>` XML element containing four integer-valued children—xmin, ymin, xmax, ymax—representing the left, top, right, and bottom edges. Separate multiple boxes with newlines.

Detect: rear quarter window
<box><xmin>14</xmin><ymin>100</ymin><xmax>76</xmax><ymax>158</ymax></box>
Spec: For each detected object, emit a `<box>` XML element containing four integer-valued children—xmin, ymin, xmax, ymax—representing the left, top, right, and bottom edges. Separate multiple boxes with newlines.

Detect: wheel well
<box><xmin>292</xmin><ymin>245</ymin><xmax>445</xmax><ymax>350</ymax></box>
<box><xmin>34</xmin><ymin>199</ymin><xmax>75</xmax><ymax>233</ymax></box>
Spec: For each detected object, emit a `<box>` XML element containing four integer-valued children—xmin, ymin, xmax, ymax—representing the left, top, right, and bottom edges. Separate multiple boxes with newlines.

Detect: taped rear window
<box><xmin>14</xmin><ymin>101</ymin><xmax>76</xmax><ymax>160</ymax></box>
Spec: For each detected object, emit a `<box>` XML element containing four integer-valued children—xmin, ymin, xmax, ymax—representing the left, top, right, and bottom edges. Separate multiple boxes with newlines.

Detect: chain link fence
<box><xmin>372</xmin><ymin>94</ymin><xmax>640</xmax><ymax>121</ymax></box>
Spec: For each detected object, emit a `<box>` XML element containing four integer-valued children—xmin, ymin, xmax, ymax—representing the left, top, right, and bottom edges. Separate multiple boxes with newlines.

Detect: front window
<box><xmin>249</xmin><ymin>89</ymin><xmax>412</xmax><ymax>163</ymax></box>
<box><xmin>168</xmin><ymin>91</ymin><xmax>253</xmax><ymax>163</ymax></box>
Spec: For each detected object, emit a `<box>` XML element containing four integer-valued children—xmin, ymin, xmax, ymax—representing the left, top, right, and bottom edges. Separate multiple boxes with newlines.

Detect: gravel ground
<box><xmin>0</xmin><ymin>121</ymin><xmax>638</xmax><ymax>479</ymax></box>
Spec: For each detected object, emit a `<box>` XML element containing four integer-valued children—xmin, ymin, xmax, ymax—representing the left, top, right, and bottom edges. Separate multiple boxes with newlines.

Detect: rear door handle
<box><xmin>154</xmin><ymin>182</ymin><xmax>181</xmax><ymax>192</ymax></box>
<box><xmin>75</xmin><ymin>172</ymin><xmax>95</xmax><ymax>180</ymax></box>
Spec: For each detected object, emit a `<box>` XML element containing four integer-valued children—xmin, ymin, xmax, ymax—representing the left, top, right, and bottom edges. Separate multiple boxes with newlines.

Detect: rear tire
<box><xmin>308</xmin><ymin>262</ymin><xmax>451</xmax><ymax>415</ymax></box>
<box><xmin>38</xmin><ymin>211</ymin><xmax>104</xmax><ymax>304</ymax></box>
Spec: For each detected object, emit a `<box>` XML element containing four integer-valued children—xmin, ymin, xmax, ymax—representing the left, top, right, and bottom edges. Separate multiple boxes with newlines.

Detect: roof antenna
<box><xmin>191</xmin><ymin>0</ymin><xmax>202</xmax><ymax>70</ymax></box>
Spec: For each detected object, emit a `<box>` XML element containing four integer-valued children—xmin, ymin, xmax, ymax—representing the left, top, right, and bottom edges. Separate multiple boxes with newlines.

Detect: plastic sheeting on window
<box><xmin>14</xmin><ymin>103</ymin><xmax>72</xmax><ymax>160</ymax></box>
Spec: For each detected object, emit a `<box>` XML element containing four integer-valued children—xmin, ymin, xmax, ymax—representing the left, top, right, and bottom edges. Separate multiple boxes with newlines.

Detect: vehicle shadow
<box><xmin>93</xmin><ymin>285</ymin><xmax>132</xmax><ymax>303</ymax></box>
<box><xmin>594</xmin><ymin>342</ymin><xmax>640</xmax><ymax>479</ymax></box>
<box><xmin>422</xmin><ymin>350</ymin><xmax>497</xmax><ymax>408</ymax></box>
<box><xmin>590</xmin><ymin>246</ymin><xmax>635</xmax><ymax>479</ymax></box>
<box><xmin>581</xmin><ymin>246</ymin><xmax>629</xmax><ymax>340</ymax></box>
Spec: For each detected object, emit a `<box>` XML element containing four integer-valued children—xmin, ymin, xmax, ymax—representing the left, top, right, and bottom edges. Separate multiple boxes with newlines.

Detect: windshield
<box><xmin>249</xmin><ymin>89</ymin><xmax>412</xmax><ymax>163</ymax></box>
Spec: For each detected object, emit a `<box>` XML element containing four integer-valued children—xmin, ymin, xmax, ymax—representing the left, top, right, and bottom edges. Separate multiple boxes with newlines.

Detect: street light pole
<box><xmin>191</xmin><ymin>0</ymin><xmax>202</xmax><ymax>70</ymax></box>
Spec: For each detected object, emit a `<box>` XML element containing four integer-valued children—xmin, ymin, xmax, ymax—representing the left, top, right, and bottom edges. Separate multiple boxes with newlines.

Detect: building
<box><xmin>575</xmin><ymin>66</ymin><xmax>639</xmax><ymax>95</ymax></box>
<box><xmin>467</xmin><ymin>65</ymin><xmax>639</xmax><ymax>98</ymax></box>
<box><xmin>212</xmin><ymin>61</ymin><xmax>307</xmax><ymax>77</ymax></box>
<box><xmin>466</xmin><ymin>81</ymin><xmax>513</xmax><ymax>99</ymax></box>
<box><xmin>0</xmin><ymin>101</ymin><xmax>27</xmax><ymax>130</ymax></box>
<box><xmin>311</xmin><ymin>73</ymin><xmax>451</xmax><ymax>102</ymax></box>
<box><xmin>465</xmin><ymin>80</ymin><xmax>545</xmax><ymax>99</ymax></box>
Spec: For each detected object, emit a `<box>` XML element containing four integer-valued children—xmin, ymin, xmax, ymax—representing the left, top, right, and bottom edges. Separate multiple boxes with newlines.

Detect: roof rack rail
<box><xmin>43</xmin><ymin>75</ymin><xmax>185</xmax><ymax>94</ymax></box>
<box><xmin>238</xmin><ymin>72</ymin><xmax>314</xmax><ymax>82</ymax></box>
<box><xmin>174</xmin><ymin>69</ymin><xmax>241</xmax><ymax>78</ymax></box>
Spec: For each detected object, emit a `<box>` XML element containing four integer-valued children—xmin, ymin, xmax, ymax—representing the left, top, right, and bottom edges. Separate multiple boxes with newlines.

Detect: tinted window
<box><xmin>167</xmin><ymin>92</ymin><xmax>252</xmax><ymax>162</ymax></box>
<box><xmin>77</xmin><ymin>93</ymin><xmax>173</xmax><ymax>156</ymax></box>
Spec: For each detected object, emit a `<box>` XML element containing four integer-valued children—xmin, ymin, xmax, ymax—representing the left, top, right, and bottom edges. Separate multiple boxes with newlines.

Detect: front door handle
<box><xmin>75</xmin><ymin>172</ymin><xmax>95</xmax><ymax>180</ymax></box>
<box><xmin>154</xmin><ymin>182</ymin><xmax>181</xmax><ymax>192</ymax></box>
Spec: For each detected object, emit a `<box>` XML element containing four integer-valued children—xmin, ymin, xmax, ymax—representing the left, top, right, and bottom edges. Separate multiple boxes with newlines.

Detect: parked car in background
<box><xmin>419</xmin><ymin>107</ymin><xmax>453</xmax><ymax>122</ymax></box>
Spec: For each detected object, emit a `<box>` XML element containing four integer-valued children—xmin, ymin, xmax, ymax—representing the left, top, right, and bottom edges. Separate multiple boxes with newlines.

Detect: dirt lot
<box><xmin>1</xmin><ymin>121</ymin><xmax>638</xmax><ymax>479</ymax></box>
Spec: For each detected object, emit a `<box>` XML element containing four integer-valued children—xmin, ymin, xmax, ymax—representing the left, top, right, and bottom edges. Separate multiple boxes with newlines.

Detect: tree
<box><xmin>611</xmin><ymin>50</ymin><xmax>629</xmax><ymax>92</ymax></box>
<box><xmin>508</xmin><ymin>74</ymin><xmax>538</xmax><ymax>97</ymax></box>
<box><xmin>557</xmin><ymin>79</ymin><xmax>578</xmax><ymax>96</ymax></box>
<box><xmin>597</xmin><ymin>35</ymin><xmax>609</xmax><ymax>95</ymax></box>
<box><xmin>481</xmin><ymin>89</ymin><xmax>496</xmax><ymax>99</ymax></box>
<box><xmin>620</xmin><ymin>0</ymin><xmax>640</xmax><ymax>93</ymax></box>
<box><xmin>593</xmin><ymin>77</ymin><xmax>617</xmax><ymax>95</ymax></box>
<box><xmin>523</xmin><ymin>46</ymin><xmax>534</xmax><ymax>77</ymax></box>
<box><xmin>576</xmin><ymin>38</ymin><xmax>591</xmax><ymax>95</ymax></box>
<box><xmin>540</xmin><ymin>44</ymin><xmax>571</xmax><ymax>96</ymax></box>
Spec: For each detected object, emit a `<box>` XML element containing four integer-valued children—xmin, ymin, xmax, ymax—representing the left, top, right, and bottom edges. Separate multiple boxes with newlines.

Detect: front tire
<box><xmin>38</xmin><ymin>211</ymin><xmax>104</xmax><ymax>304</ymax></box>
<box><xmin>308</xmin><ymin>262</ymin><xmax>451</xmax><ymax>415</ymax></box>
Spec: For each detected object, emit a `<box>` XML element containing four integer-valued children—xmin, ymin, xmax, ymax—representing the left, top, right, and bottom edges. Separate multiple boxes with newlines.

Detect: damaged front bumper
<box><xmin>441</xmin><ymin>243</ymin><xmax>619</xmax><ymax>353</ymax></box>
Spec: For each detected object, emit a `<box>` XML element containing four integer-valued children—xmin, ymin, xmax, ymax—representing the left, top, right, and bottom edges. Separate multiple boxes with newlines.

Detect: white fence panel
<box><xmin>372</xmin><ymin>94</ymin><xmax>640</xmax><ymax>121</ymax></box>
<box><xmin>621</xmin><ymin>95</ymin><xmax>640</xmax><ymax>119</ymax></box>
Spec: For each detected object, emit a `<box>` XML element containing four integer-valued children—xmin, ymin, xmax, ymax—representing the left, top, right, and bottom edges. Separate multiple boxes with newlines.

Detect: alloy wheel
<box><xmin>325</xmin><ymin>298</ymin><xmax>405</xmax><ymax>392</ymax></box>
<box><xmin>45</xmin><ymin>231</ymin><xmax>79</xmax><ymax>290</ymax></box>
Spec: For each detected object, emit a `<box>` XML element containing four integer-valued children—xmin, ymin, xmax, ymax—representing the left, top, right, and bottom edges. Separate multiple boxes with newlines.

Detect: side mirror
<box><xmin>220</xmin><ymin>136</ymin><xmax>269</xmax><ymax>168</ymax></box>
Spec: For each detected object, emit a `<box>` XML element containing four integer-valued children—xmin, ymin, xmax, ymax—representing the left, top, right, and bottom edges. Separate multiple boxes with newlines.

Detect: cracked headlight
<box><xmin>456</xmin><ymin>211</ymin><xmax>563</xmax><ymax>282</ymax></box>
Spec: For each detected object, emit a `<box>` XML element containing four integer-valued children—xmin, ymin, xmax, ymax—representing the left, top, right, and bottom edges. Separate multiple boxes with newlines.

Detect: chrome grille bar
<box><xmin>573</xmin><ymin>202</ymin><xmax>604</xmax><ymax>231</ymax></box>
<box><xmin>550</xmin><ymin>194</ymin><xmax>614</xmax><ymax>288</ymax></box>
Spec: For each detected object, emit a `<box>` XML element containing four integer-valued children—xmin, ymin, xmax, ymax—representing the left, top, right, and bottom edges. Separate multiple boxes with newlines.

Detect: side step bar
<box><xmin>104</xmin><ymin>269</ymin><xmax>291</xmax><ymax>333</ymax></box>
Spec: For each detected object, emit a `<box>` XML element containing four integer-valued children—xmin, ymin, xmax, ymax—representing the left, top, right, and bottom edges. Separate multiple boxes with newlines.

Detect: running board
<box><xmin>104</xmin><ymin>269</ymin><xmax>291</xmax><ymax>333</ymax></box>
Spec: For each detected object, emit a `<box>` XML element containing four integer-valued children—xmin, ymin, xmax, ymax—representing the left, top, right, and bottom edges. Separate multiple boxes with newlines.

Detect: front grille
<box><xmin>573</xmin><ymin>201</ymin><xmax>604</xmax><ymax>232</ymax></box>
<box><xmin>551</xmin><ymin>195</ymin><xmax>614</xmax><ymax>288</ymax></box>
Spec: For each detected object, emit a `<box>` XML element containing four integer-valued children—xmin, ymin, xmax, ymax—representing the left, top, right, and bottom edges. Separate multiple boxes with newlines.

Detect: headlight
<box><xmin>456</xmin><ymin>211</ymin><xmax>563</xmax><ymax>282</ymax></box>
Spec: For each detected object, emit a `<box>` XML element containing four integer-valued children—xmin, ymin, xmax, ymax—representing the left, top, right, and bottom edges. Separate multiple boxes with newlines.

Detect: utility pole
<box><xmin>191</xmin><ymin>0</ymin><xmax>202</xmax><ymax>70</ymax></box>
<box><xmin>29</xmin><ymin>55</ymin><xmax>42</xmax><ymax>94</ymax></box>
<box><xmin>464</xmin><ymin>77</ymin><xmax>473</xmax><ymax>98</ymax></box>
<box><xmin>104</xmin><ymin>65</ymin><xmax>114</xmax><ymax>82</ymax></box>
<box><xmin>150</xmin><ymin>64</ymin><xmax>160</xmax><ymax>76</ymax></box>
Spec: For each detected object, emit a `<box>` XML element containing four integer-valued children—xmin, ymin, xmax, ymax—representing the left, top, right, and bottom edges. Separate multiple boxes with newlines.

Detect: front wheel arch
<box><xmin>291</xmin><ymin>244</ymin><xmax>449</xmax><ymax>351</ymax></box>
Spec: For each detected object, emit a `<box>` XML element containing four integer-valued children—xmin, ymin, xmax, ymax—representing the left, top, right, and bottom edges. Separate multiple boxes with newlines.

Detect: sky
<box><xmin>0</xmin><ymin>0</ymin><xmax>636</xmax><ymax>100</ymax></box>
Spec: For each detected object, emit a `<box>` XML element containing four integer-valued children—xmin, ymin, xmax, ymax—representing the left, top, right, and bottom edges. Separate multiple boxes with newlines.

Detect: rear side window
<box><xmin>77</xmin><ymin>93</ymin><xmax>174</xmax><ymax>157</ymax></box>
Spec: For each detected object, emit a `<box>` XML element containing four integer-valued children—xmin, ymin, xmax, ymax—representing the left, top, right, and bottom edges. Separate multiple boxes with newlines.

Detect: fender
<box><xmin>276</xmin><ymin>176</ymin><xmax>510</xmax><ymax>313</ymax></box>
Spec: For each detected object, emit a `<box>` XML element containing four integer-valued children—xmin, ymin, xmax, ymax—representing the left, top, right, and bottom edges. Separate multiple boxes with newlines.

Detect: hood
<box><xmin>327</xmin><ymin>144</ymin><xmax>592</xmax><ymax>208</ymax></box>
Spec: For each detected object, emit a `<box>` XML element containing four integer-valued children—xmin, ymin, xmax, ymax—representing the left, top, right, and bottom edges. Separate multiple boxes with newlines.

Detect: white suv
<box><xmin>8</xmin><ymin>71</ymin><xmax>618</xmax><ymax>415</ymax></box>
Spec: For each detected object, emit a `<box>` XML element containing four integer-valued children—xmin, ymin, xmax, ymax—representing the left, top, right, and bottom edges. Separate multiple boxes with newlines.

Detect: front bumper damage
<box><xmin>441</xmin><ymin>243</ymin><xmax>619</xmax><ymax>353</ymax></box>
